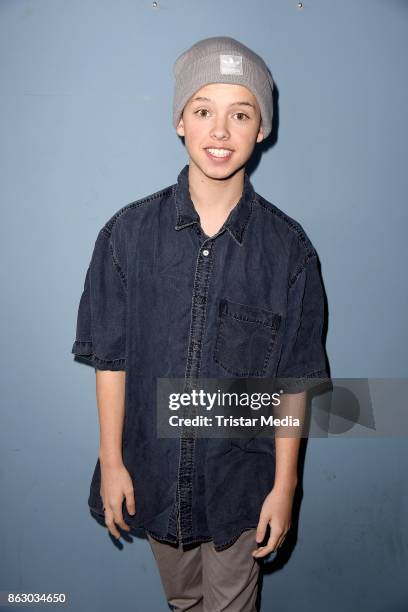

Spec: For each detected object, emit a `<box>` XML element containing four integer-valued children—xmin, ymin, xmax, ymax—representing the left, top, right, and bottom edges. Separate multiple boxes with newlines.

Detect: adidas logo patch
<box><xmin>219</xmin><ymin>54</ymin><xmax>243</xmax><ymax>75</ymax></box>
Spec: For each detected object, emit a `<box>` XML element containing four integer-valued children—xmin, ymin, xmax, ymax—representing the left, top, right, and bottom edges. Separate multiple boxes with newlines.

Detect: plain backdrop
<box><xmin>0</xmin><ymin>1</ymin><xmax>407</xmax><ymax>611</ymax></box>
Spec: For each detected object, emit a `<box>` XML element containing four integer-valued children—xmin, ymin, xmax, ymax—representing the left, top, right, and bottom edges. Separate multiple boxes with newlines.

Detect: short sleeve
<box><xmin>276</xmin><ymin>253</ymin><xmax>329</xmax><ymax>393</ymax></box>
<box><xmin>71</xmin><ymin>227</ymin><xmax>127</xmax><ymax>371</ymax></box>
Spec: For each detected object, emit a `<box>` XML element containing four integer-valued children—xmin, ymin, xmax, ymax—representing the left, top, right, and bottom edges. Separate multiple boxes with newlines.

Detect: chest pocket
<box><xmin>213</xmin><ymin>298</ymin><xmax>282</xmax><ymax>377</ymax></box>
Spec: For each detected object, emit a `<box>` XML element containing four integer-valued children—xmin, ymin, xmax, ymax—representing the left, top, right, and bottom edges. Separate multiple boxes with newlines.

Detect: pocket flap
<box><xmin>219</xmin><ymin>299</ymin><xmax>281</xmax><ymax>330</ymax></box>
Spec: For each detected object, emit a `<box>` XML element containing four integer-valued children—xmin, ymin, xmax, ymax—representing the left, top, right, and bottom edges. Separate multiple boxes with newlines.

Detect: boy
<box><xmin>71</xmin><ymin>36</ymin><xmax>328</xmax><ymax>611</ymax></box>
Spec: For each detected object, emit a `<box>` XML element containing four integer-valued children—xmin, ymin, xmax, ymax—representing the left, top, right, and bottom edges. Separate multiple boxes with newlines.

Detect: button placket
<box><xmin>176</xmin><ymin>239</ymin><xmax>214</xmax><ymax>545</ymax></box>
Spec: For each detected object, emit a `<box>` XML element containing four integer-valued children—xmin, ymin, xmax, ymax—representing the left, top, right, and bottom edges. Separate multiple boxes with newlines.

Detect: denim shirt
<box><xmin>71</xmin><ymin>163</ymin><xmax>329</xmax><ymax>551</ymax></box>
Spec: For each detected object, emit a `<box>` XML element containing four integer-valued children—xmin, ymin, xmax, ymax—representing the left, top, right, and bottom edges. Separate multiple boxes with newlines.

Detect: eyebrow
<box><xmin>191</xmin><ymin>96</ymin><xmax>256</xmax><ymax>110</ymax></box>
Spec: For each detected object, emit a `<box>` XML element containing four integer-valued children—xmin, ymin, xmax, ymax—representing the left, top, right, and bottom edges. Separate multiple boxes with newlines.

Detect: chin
<box><xmin>192</xmin><ymin>154</ymin><xmax>246</xmax><ymax>181</ymax></box>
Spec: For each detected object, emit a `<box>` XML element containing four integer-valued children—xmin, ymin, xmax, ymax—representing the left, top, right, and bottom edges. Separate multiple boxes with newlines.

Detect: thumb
<box><xmin>125</xmin><ymin>491</ymin><xmax>136</xmax><ymax>516</ymax></box>
<box><xmin>256</xmin><ymin>514</ymin><xmax>269</xmax><ymax>543</ymax></box>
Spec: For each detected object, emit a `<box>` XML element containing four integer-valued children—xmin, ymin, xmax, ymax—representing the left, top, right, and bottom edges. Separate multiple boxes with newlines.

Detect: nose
<box><xmin>210</xmin><ymin>114</ymin><xmax>230</xmax><ymax>141</ymax></box>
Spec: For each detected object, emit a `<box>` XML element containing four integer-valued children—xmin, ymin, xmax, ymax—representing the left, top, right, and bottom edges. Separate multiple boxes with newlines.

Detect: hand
<box><xmin>252</xmin><ymin>483</ymin><xmax>296</xmax><ymax>559</ymax></box>
<box><xmin>100</xmin><ymin>462</ymin><xmax>136</xmax><ymax>539</ymax></box>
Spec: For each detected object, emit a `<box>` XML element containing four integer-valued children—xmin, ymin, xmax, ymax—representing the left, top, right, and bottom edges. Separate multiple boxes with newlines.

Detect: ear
<box><xmin>256</xmin><ymin>124</ymin><xmax>264</xmax><ymax>143</ymax></box>
<box><xmin>176</xmin><ymin>117</ymin><xmax>185</xmax><ymax>137</ymax></box>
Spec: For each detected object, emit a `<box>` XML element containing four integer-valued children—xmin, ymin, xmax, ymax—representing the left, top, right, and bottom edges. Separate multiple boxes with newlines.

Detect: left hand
<box><xmin>252</xmin><ymin>483</ymin><xmax>296</xmax><ymax>558</ymax></box>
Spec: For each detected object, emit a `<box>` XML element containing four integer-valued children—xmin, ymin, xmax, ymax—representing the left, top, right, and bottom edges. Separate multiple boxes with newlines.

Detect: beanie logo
<box><xmin>220</xmin><ymin>54</ymin><xmax>243</xmax><ymax>75</ymax></box>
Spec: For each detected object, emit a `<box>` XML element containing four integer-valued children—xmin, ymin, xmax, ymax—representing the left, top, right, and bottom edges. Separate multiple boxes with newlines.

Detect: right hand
<box><xmin>100</xmin><ymin>462</ymin><xmax>136</xmax><ymax>539</ymax></box>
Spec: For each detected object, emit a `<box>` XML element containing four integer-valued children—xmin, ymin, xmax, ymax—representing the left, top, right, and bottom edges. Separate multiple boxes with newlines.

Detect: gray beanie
<box><xmin>173</xmin><ymin>36</ymin><xmax>274</xmax><ymax>139</ymax></box>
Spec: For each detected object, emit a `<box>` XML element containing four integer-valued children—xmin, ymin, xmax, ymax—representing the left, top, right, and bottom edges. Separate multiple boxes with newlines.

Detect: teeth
<box><xmin>206</xmin><ymin>148</ymin><xmax>232</xmax><ymax>158</ymax></box>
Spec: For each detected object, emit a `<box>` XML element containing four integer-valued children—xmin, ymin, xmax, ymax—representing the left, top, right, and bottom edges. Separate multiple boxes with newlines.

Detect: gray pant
<box><xmin>147</xmin><ymin>529</ymin><xmax>260</xmax><ymax>612</ymax></box>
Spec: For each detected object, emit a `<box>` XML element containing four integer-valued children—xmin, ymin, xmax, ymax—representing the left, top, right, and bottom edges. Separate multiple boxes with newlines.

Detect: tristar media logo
<box><xmin>219</xmin><ymin>54</ymin><xmax>243</xmax><ymax>75</ymax></box>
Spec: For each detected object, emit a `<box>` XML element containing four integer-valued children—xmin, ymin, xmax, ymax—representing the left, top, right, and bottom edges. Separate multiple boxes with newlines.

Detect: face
<box><xmin>176</xmin><ymin>82</ymin><xmax>264</xmax><ymax>181</ymax></box>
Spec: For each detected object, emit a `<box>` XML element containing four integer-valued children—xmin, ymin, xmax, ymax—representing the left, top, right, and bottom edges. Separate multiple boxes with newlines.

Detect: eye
<box><xmin>234</xmin><ymin>112</ymin><xmax>250</xmax><ymax>121</ymax></box>
<box><xmin>194</xmin><ymin>108</ymin><xmax>211</xmax><ymax>118</ymax></box>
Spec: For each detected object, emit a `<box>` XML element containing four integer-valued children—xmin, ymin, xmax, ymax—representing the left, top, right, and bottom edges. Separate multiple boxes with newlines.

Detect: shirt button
<box><xmin>202</xmin><ymin>249</ymin><xmax>209</xmax><ymax>257</ymax></box>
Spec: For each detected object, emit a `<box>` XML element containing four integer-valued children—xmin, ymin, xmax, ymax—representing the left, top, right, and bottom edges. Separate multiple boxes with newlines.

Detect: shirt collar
<box><xmin>174</xmin><ymin>164</ymin><xmax>255</xmax><ymax>246</ymax></box>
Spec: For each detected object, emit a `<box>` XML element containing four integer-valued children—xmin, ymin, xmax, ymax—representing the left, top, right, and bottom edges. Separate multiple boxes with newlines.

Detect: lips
<box><xmin>204</xmin><ymin>147</ymin><xmax>234</xmax><ymax>161</ymax></box>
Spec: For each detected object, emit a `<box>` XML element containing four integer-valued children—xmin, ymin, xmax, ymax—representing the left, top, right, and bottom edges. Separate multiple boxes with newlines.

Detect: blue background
<box><xmin>1</xmin><ymin>1</ymin><xmax>407</xmax><ymax>610</ymax></box>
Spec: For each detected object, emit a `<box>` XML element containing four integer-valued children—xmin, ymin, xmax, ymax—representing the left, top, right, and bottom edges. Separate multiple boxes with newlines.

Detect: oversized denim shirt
<box><xmin>71</xmin><ymin>163</ymin><xmax>329</xmax><ymax>551</ymax></box>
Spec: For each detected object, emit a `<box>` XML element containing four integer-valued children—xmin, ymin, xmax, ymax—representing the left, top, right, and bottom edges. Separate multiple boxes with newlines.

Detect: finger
<box><xmin>255</xmin><ymin>515</ymin><xmax>269</xmax><ymax>544</ymax></box>
<box><xmin>125</xmin><ymin>490</ymin><xmax>136</xmax><ymax>516</ymax></box>
<box><xmin>252</xmin><ymin>541</ymin><xmax>277</xmax><ymax>558</ymax></box>
<box><xmin>112</xmin><ymin>506</ymin><xmax>131</xmax><ymax>532</ymax></box>
<box><xmin>253</xmin><ymin>531</ymin><xmax>280</xmax><ymax>558</ymax></box>
<box><xmin>104</xmin><ymin>509</ymin><xmax>121</xmax><ymax>539</ymax></box>
<box><xmin>276</xmin><ymin>532</ymin><xmax>287</xmax><ymax>549</ymax></box>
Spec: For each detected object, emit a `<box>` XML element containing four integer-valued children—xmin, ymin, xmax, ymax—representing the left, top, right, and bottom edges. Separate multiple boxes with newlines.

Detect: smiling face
<box><xmin>176</xmin><ymin>82</ymin><xmax>264</xmax><ymax>181</ymax></box>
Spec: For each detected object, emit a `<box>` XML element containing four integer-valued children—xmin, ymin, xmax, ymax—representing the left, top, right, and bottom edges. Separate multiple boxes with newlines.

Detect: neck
<box><xmin>187</xmin><ymin>161</ymin><xmax>245</xmax><ymax>216</ymax></box>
